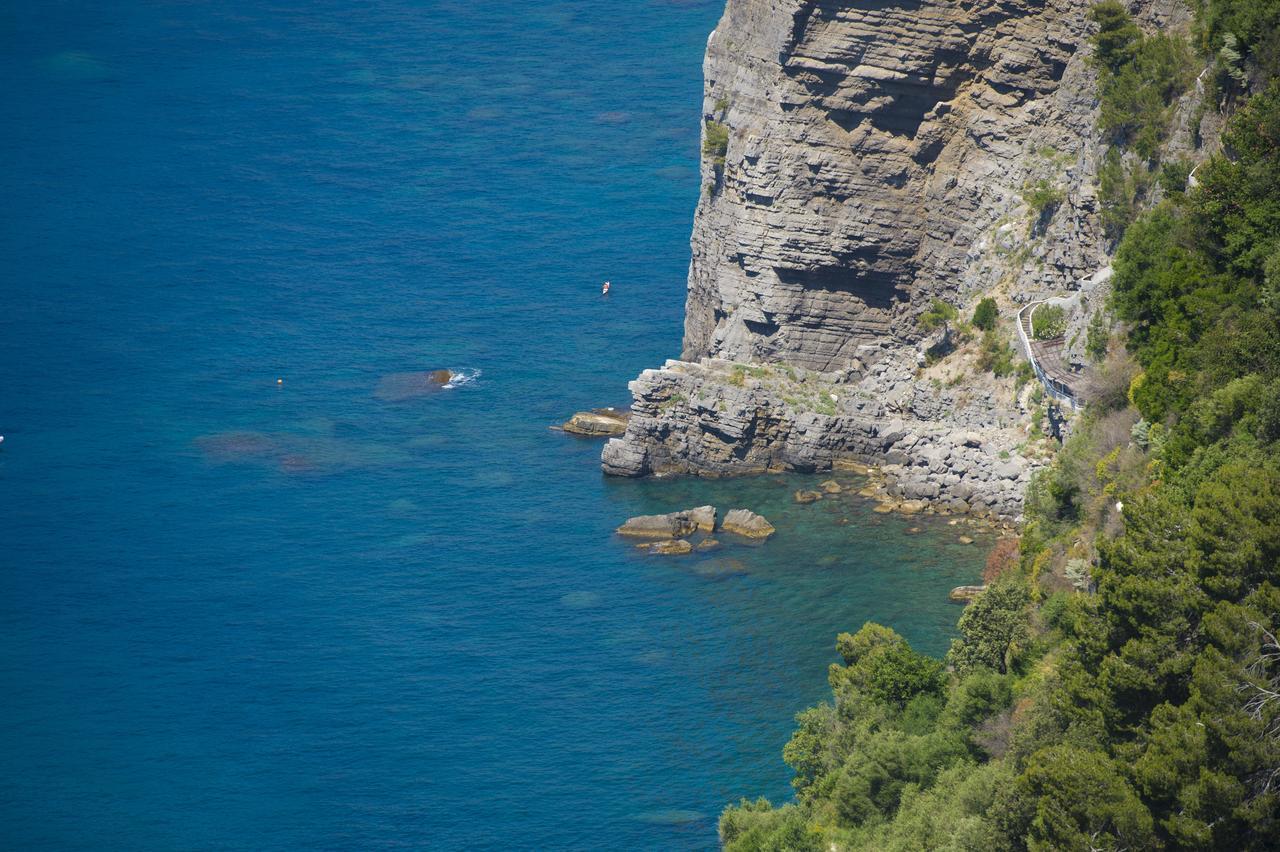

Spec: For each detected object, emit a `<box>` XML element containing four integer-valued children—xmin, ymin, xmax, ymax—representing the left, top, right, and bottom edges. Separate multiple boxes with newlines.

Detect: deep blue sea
<box><xmin>0</xmin><ymin>2</ymin><xmax>990</xmax><ymax>848</ymax></box>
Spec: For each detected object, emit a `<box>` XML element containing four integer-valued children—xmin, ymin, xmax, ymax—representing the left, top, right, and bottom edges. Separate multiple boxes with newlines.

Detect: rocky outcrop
<box><xmin>683</xmin><ymin>0</ymin><xmax>1112</xmax><ymax>370</ymax></box>
<box><xmin>603</xmin><ymin>0</ymin><xmax>1192</xmax><ymax>522</ymax></box>
<box><xmin>602</xmin><ymin>357</ymin><xmax>1034</xmax><ymax>519</ymax></box>
<box><xmin>950</xmin><ymin>584</ymin><xmax>988</xmax><ymax>602</ymax></box>
<box><xmin>721</xmin><ymin>509</ymin><xmax>776</xmax><ymax>540</ymax></box>
<box><xmin>616</xmin><ymin>512</ymin><xmax>699</xmax><ymax>539</ymax></box>
<box><xmin>616</xmin><ymin>506</ymin><xmax>717</xmax><ymax>538</ymax></box>
<box><xmin>561</xmin><ymin>408</ymin><xmax>630</xmax><ymax>437</ymax></box>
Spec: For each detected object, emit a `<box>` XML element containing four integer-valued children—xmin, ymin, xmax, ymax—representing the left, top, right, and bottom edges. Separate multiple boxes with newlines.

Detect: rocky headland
<box><xmin>603</xmin><ymin>0</ymin><xmax>1201</xmax><ymax>522</ymax></box>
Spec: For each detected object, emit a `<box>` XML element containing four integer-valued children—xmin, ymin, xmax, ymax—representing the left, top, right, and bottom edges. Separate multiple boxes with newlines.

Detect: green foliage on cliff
<box><xmin>971</xmin><ymin>298</ymin><xmax>998</xmax><ymax>332</ymax></box>
<box><xmin>1091</xmin><ymin>2</ymin><xmax>1195</xmax><ymax>240</ymax></box>
<box><xmin>719</xmin><ymin>78</ymin><xmax>1280</xmax><ymax>852</ymax></box>
<box><xmin>976</xmin><ymin>330</ymin><xmax>1016</xmax><ymax>378</ymax></box>
<box><xmin>919</xmin><ymin>299</ymin><xmax>958</xmax><ymax>332</ymax></box>
<box><xmin>704</xmin><ymin>119</ymin><xmax>729</xmax><ymax>165</ymax></box>
<box><xmin>1194</xmin><ymin>0</ymin><xmax>1280</xmax><ymax>82</ymax></box>
<box><xmin>1091</xmin><ymin>1</ymin><xmax>1195</xmax><ymax>160</ymax></box>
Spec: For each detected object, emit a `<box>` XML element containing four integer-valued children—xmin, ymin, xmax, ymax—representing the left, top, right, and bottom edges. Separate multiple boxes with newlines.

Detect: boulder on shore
<box><xmin>949</xmin><ymin>584</ymin><xmax>987</xmax><ymax>602</ymax></box>
<box><xmin>562</xmin><ymin>408</ymin><xmax>630</xmax><ymax>437</ymax></box>
<box><xmin>794</xmin><ymin>489</ymin><xmax>823</xmax><ymax>504</ymax></box>
<box><xmin>721</xmin><ymin>509</ymin><xmax>776</xmax><ymax>540</ymax></box>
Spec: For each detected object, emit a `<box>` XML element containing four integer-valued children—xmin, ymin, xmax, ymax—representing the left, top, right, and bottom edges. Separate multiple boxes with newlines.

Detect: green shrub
<box><xmin>1085</xmin><ymin>309</ymin><xmax>1111</xmax><ymax>361</ymax></box>
<box><xmin>1099</xmin><ymin>147</ymin><xmax>1154</xmax><ymax>241</ymax></box>
<box><xmin>1031</xmin><ymin>305</ymin><xmax>1067</xmax><ymax>339</ymax></box>
<box><xmin>972</xmin><ymin>297</ymin><xmax>999</xmax><ymax>331</ymax></box>
<box><xmin>1023</xmin><ymin>179</ymin><xmax>1064</xmax><ymax>214</ymax></box>
<box><xmin>1158</xmin><ymin>159</ymin><xmax>1192</xmax><ymax>195</ymax></box>
<box><xmin>703</xmin><ymin>120</ymin><xmax>729</xmax><ymax>165</ymax></box>
<box><xmin>919</xmin><ymin>299</ymin><xmax>958</xmax><ymax>332</ymax></box>
<box><xmin>977</xmin><ymin>330</ymin><xmax>1017</xmax><ymax>377</ymax></box>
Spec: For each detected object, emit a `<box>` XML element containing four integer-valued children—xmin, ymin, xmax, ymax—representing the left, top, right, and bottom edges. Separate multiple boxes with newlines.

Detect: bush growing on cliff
<box><xmin>971</xmin><ymin>297</ymin><xmax>998</xmax><ymax>331</ymax></box>
<box><xmin>919</xmin><ymin>298</ymin><xmax>958</xmax><ymax>332</ymax></box>
<box><xmin>703</xmin><ymin>119</ymin><xmax>729</xmax><ymax>165</ymax></box>
<box><xmin>1023</xmin><ymin>179</ymin><xmax>1064</xmax><ymax>214</ymax></box>
<box><xmin>1090</xmin><ymin>2</ymin><xmax>1194</xmax><ymax>160</ymax></box>
<box><xmin>976</xmin><ymin>330</ymin><xmax>1016</xmax><ymax>377</ymax></box>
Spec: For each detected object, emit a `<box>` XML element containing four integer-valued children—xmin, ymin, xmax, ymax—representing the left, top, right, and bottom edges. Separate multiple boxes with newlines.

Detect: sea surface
<box><xmin>0</xmin><ymin>2</ymin><xmax>991</xmax><ymax>848</ymax></box>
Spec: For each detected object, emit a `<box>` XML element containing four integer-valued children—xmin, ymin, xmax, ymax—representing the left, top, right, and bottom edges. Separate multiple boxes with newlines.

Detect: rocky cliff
<box><xmin>603</xmin><ymin>0</ymin><xmax>1193</xmax><ymax>521</ymax></box>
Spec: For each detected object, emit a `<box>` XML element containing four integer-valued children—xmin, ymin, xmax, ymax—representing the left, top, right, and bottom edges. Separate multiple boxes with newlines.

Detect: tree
<box><xmin>972</xmin><ymin>297</ymin><xmax>998</xmax><ymax>331</ymax></box>
<box><xmin>833</xmin><ymin>623</ymin><xmax>946</xmax><ymax>707</ymax></box>
<box><xmin>947</xmin><ymin>579</ymin><xmax>1031</xmax><ymax>675</ymax></box>
<box><xmin>1090</xmin><ymin>1</ymin><xmax>1142</xmax><ymax>72</ymax></box>
<box><xmin>1007</xmin><ymin>745</ymin><xmax>1157</xmax><ymax>851</ymax></box>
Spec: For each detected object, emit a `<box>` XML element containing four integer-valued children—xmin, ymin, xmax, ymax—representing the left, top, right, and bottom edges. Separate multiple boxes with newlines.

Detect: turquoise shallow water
<box><xmin>0</xmin><ymin>2</ymin><xmax>990</xmax><ymax>848</ymax></box>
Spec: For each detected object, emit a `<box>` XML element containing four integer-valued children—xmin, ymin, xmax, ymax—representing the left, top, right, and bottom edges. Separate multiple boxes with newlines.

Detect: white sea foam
<box><xmin>441</xmin><ymin>367</ymin><xmax>481</xmax><ymax>389</ymax></box>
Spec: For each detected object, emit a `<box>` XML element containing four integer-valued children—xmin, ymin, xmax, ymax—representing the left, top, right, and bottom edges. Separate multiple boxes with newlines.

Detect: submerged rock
<box><xmin>642</xmin><ymin>539</ymin><xmax>694</xmax><ymax>555</ymax></box>
<box><xmin>374</xmin><ymin>370</ymin><xmax>452</xmax><ymax>401</ymax></box>
<box><xmin>695</xmin><ymin>537</ymin><xmax>721</xmax><ymax>552</ymax></box>
<box><xmin>794</xmin><ymin>489</ymin><xmax>823</xmax><ymax>504</ymax></box>
<box><xmin>562</xmin><ymin>408</ymin><xmax>630</xmax><ymax>437</ymax></box>
<box><xmin>819</xmin><ymin>479</ymin><xmax>843</xmax><ymax>494</ymax></box>
<box><xmin>721</xmin><ymin>509</ymin><xmax>775</xmax><ymax>540</ymax></box>
<box><xmin>693</xmin><ymin>558</ymin><xmax>746</xmax><ymax>578</ymax></box>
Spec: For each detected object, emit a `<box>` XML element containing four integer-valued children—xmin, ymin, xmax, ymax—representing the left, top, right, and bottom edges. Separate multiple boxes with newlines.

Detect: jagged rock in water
<box><xmin>616</xmin><ymin>505</ymin><xmax>717</xmax><ymax>539</ymax></box>
<box><xmin>561</xmin><ymin>408</ymin><xmax>630</xmax><ymax>437</ymax></box>
<box><xmin>687</xmin><ymin>505</ymin><xmax>718</xmax><ymax>532</ymax></box>
<box><xmin>616</xmin><ymin>512</ymin><xmax>698</xmax><ymax>539</ymax></box>
<box><xmin>721</xmin><ymin>509</ymin><xmax>776</xmax><ymax>540</ymax></box>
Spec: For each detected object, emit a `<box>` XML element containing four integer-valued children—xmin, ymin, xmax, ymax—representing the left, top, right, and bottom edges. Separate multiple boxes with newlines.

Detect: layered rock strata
<box><xmin>684</xmin><ymin>0</ymin><xmax>1109</xmax><ymax>369</ymax></box>
<box><xmin>604</xmin><ymin>0</ymin><xmax>1189</xmax><ymax>520</ymax></box>
<box><xmin>602</xmin><ymin>357</ymin><xmax>1033</xmax><ymax>520</ymax></box>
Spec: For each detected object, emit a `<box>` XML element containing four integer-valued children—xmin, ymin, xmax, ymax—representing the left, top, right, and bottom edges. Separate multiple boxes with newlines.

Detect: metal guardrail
<box><xmin>1017</xmin><ymin>299</ymin><xmax>1080</xmax><ymax>411</ymax></box>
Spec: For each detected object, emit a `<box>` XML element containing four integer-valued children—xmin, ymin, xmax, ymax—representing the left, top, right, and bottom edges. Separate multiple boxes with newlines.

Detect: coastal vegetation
<box><xmin>1091</xmin><ymin>0</ymin><xmax>1195</xmax><ymax>240</ymax></box>
<box><xmin>971</xmin><ymin>298</ymin><xmax>998</xmax><ymax>332</ymax></box>
<box><xmin>719</xmin><ymin>5</ymin><xmax>1280</xmax><ymax>848</ymax></box>
<box><xmin>1029</xmin><ymin>305</ymin><xmax>1067</xmax><ymax>340</ymax></box>
<box><xmin>704</xmin><ymin>119</ymin><xmax>729</xmax><ymax>166</ymax></box>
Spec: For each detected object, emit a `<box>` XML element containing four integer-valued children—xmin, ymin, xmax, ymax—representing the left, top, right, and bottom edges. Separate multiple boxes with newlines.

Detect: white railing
<box><xmin>1017</xmin><ymin>297</ymin><xmax>1080</xmax><ymax>411</ymax></box>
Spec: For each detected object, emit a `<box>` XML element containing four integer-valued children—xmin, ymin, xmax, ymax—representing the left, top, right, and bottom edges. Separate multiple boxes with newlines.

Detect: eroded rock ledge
<box><xmin>603</xmin><ymin>357</ymin><xmax>1035</xmax><ymax>520</ymax></box>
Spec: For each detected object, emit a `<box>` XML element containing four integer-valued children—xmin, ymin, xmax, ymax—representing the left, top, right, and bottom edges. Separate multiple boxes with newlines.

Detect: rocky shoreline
<box><xmin>602</xmin><ymin>354</ymin><xmax>1039</xmax><ymax>522</ymax></box>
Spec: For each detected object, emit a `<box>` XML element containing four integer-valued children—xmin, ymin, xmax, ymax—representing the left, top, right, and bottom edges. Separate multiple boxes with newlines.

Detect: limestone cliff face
<box><xmin>603</xmin><ymin>0</ymin><xmax>1193</xmax><ymax>520</ymax></box>
<box><xmin>683</xmin><ymin>0</ymin><xmax>1107</xmax><ymax>371</ymax></box>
